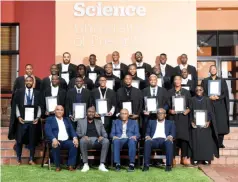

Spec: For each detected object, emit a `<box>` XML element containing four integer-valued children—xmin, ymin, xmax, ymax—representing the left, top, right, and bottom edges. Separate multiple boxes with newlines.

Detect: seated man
<box><xmin>77</xmin><ymin>107</ymin><xmax>109</xmax><ymax>172</ymax></box>
<box><xmin>45</xmin><ymin>105</ymin><xmax>79</xmax><ymax>171</ymax></box>
<box><xmin>110</xmin><ymin>109</ymin><xmax>140</xmax><ymax>172</ymax></box>
<box><xmin>142</xmin><ymin>108</ymin><xmax>175</xmax><ymax>172</ymax></box>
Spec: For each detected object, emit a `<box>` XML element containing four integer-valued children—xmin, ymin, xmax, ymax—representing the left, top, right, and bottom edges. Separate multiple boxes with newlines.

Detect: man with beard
<box><xmin>57</xmin><ymin>52</ymin><xmax>77</xmax><ymax>84</ymax></box>
<box><xmin>86</xmin><ymin>54</ymin><xmax>104</xmax><ymax>81</ymax></box>
<box><xmin>201</xmin><ymin>65</ymin><xmax>229</xmax><ymax>148</ymax></box>
<box><xmin>134</xmin><ymin>51</ymin><xmax>152</xmax><ymax>79</ymax></box>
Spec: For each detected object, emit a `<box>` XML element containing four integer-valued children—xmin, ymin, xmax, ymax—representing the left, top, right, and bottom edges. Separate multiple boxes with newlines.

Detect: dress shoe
<box><xmin>127</xmin><ymin>164</ymin><xmax>135</xmax><ymax>172</ymax></box>
<box><xmin>28</xmin><ymin>160</ymin><xmax>36</xmax><ymax>165</ymax></box>
<box><xmin>115</xmin><ymin>164</ymin><xmax>121</xmax><ymax>171</ymax></box>
<box><xmin>220</xmin><ymin>144</ymin><xmax>225</xmax><ymax>148</ymax></box>
<box><xmin>68</xmin><ymin>166</ymin><xmax>75</xmax><ymax>171</ymax></box>
<box><xmin>17</xmin><ymin>160</ymin><xmax>22</xmax><ymax>165</ymax></box>
<box><xmin>55</xmin><ymin>167</ymin><xmax>61</xmax><ymax>172</ymax></box>
<box><xmin>142</xmin><ymin>166</ymin><xmax>149</xmax><ymax>172</ymax></box>
<box><xmin>165</xmin><ymin>166</ymin><xmax>172</xmax><ymax>172</ymax></box>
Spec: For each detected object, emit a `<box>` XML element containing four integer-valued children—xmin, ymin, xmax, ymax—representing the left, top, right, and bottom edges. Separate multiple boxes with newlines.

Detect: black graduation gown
<box><xmin>57</xmin><ymin>63</ymin><xmax>77</xmax><ymax>81</ymax></box>
<box><xmin>40</xmin><ymin>76</ymin><xmax>67</xmax><ymax>92</ymax></box>
<box><xmin>65</xmin><ymin>88</ymin><xmax>91</xmax><ymax>117</ymax></box>
<box><xmin>91</xmin><ymin>88</ymin><xmax>116</xmax><ymax>132</ymax></box>
<box><xmin>201</xmin><ymin>77</ymin><xmax>230</xmax><ymax>135</ymax></box>
<box><xmin>108</xmin><ymin>62</ymin><xmax>128</xmax><ymax>80</ymax></box>
<box><xmin>116</xmin><ymin>86</ymin><xmax>143</xmax><ymax>115</ymax></box>
<box><xmin>41</xmin><ymin>87</ymin><xmax>66</xmax><ymax>117</ymax></box>
<box><xmin>13</xmin><ymin>76</ymin><xmax>41</xmax><ymax>93</ymax></box>
<box><xmin>190</xmin><ymin>96</ymin><xmax>219</xmax><ymax>160</ymax></box>
<box><xmin>181</xmin><ymin>79</ymin><xmax>195</xmax><ymax>97</ymax></box>
<box><xmin>175</xmin><ymin>65</ymin><xmax>198</xmax><ymax>83</ymax></box>
<box><xmin>86</xmin><ymin>65</ymin><xmax>104</xmax><ymax>77</ymax></box>
<box><xmin>155</xmin><ymin>64</ymin><xmax>175</xmax><ymax>90</ymax></box>
<box><xmin>136</xmin><ymin>62</ymin><xmax>153</xmax><ymax>78</ymax></box>
<box><xmin>68</xmin><ymin>77</ymin><xmax>94</xmax><ymax>90</ymax></box>
<box><xmin>94</xmin><ymin>74</ymin><xmax>121</xmax><ymax>92</ymax></box>
<box><xmin>8</xmin><ymin>88</ymin><xmax>42</xmax><ymax>144</ymax></box>
<box><xmin>168</xmin><ymin>88</ymin><xmax>192</xmax><ymax>142</ymax></box>
<box><xmin>122</xmin><ymin>76</ymin><xmax>148</xmax><ymax>90</ymax></box>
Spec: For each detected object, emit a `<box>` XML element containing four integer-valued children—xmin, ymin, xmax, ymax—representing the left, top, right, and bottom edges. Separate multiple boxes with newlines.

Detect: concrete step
<box><xmin>212</xmin><ymin>156</ymin><xmax>238</xmax><ymax>165</ymax></box>
<box><xmin>219</xmin><ymin>148</ymin><xmax>238</xmax><ymax>156</ymax></box>
<box><xmin>223</xmin><ymin>140</ymin><xmax>238</xmax><ymax>149</ymax></box>
<box><xmin>224</xmin><ymin>132</ymin><xmax>238</xmax><ymax>140</ymax></box>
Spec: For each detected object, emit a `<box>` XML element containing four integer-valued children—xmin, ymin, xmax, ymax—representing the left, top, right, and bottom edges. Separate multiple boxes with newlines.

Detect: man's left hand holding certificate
<box><xmin>23</xmin><ymin>107</ymin><xmax>39</xmax><ymax>124</ymax></box>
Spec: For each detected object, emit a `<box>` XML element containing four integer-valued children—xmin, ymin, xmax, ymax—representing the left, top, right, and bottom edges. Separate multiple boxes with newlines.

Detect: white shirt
<box><xmin>112</xmin><ymin>62</ymin><xmax>121</xmax><ymax>69</ymax></box>
<box><xmin>179</xmin><ymin>64</ymin><xmax>188</xmax><ymax>70</ymax></box>
<box><xmin>49</xmin><ymin>75</ymin><xmax>52</xmax><ymax>81</ymax></box>
<box><xmin>136</xmin><ymin>61</ymin><xmax>144</xmax><ymax>67</ymax></box>
<box><xmin>56</xmin><ymin>117</ymin><xmax>69</xmax><ymax>141</ymax></box>
<box><xmin>51</xmin><ymin>86</ymin><xmax>59</xmax><ymax>97</ymax></box>
<box><xmin>75</xmin><ymin>86</ymin><xmax>82</xmax><ymax>94</ymax></box>
<box><xmin>160</xmin><ymin>63</ymin><xmax>166</xmax><ymax>76</ymax></box>
<box><xmin>181</xmin><ymin>78</ymin><xmax>189</xmax><ymax>85</ymax></box>
<box><xmin>89</xmin><ymin>66</ymin><xmax>95</xmax><ymax>71</ymax></box>
<box><xmin>150</xmin><ymin>86</ymin><xmax>158</xmax><ymax>96</ymax></box>
<box><xmin>61</xmin><ymin>63</ymin><xmax>69</xmax><ymax>72</ymax></box>
<box><xmin>25</xmin><ymin>87</ymin><xmax>34</xmax><ymax>105</ymax></box>
<box><xmin>120</xmin><ymin>122</ymin><xmax>128</xmax><ymax>138</ymax></box>
<box><xmin>152</xmin><ymin>120</ymin><xmax>166</xmax><ymax>139</ymax></box>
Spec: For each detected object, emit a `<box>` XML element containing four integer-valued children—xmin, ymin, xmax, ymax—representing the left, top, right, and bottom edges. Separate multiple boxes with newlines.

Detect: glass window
<box><xmin>218</xmin><ymin>31</ymin><xmax>238</xmax><ymax>56</ymax></box>
<box><xmin>197</xmin><ymin>31</ymin><xmax>217</xmax><ymax>56</ymax></box>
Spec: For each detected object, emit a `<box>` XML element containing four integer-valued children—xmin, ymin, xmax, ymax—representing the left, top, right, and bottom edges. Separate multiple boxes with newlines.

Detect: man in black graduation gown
<box><xmin>142</xmin><ymin>74</ymin><xmax>169</xmax><ymax>136</ymax></box>
<box><xmin>175</xmin><ymin>54</ymin><xmax>198</xmax><ymax>84</ymax></box>
<box><xmin>57</xmin><ymin>52</ymin><xmax>77</xmax><ymax>85</ymax></box>
<box><xmin>68</xmin><ymin>64</ymin><xmax>94</xmax><ymax>90</ymax></box>
<box><xmin>116</xmin><ymin>75</ymin><xmax>143</xmax><ymax>120</ymax></box>
<box><xmin>41</xmin><ymin>64</ymin><xmax>67</xmax><ymax>92</ymax></box>
<box><xmin>91</xmin><ymin>76</ymin><xmax>117</xmax><ymax>133</ymax></box>
<box><xmin>13</xmin><ymin>64</ymin><xmax>41</xmax><ymax>93</ymax></box>
<box><xmin>152</xmin><ymin>65</ymin><xmax>164</xmax><ymax>88</ymax></box>
<box><xmin>168</xmin><ymin>75</ymin><xmax>192</xmax><ymax>165</ymax></box>
<box><xmin>8</xmin><ymin>76</ymin><xmax>42</xmax><ymax>165</ymax></box>
<box><xmin>135</xmin><ymin>51</ymin><xmax>152</xmax><ymax>78</ymax></box>
<box><xmin>86</xmin><ymin>54</ymin><xmax>104</xmax><ymax>79</ymax></box>
<box><xmin>155</xmin><ymin>53</ymin><xmax>175</xmax><ymax>90</ymax></box>
<box><xmin>42</xmin><ymin>75</ymin><xmax>66</xmax><ymax>118</ymax></box>
<box><xmin>201</xmin><ymin>65</ymin><xmax>229</xmax><ymax>148</ymax></box>
<box><xmin>95</xmin><ymin>63</ymin><xmax>121</xmax><ymax>92</ymax></box>
<box><xmin>127</xmin><ymin>64</ymin><xmax>148</xmax><ymax>90</ymax></box>
<box><xmin>190</xmin><ymin>86</ymin><xmax>219</xmax><ymax>165</ymax></box>
<box><xmin>108</xmin><ymin>51</ymin><xmax>128</xmax><ymax>80</ymax></box>
<box><xmin>181</xmin><ymin>68</ymin><xmax>195</xmax><ymax>96</ymax></box>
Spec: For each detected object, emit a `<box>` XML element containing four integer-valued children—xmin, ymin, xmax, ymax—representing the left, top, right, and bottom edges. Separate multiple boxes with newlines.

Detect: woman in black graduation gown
<box><xmin>168</xmin><ymin>75</ymin><xmax>192</xmax><ymax>165</ymax></box>
<box><xmin>191</xmin><ymin>86</ymin><xmax>219</xmax><ymax>165</ymax></box>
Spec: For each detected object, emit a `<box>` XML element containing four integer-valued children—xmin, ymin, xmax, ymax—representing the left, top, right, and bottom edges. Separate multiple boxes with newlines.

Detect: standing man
<box><xmin>77</xmin><ymin>107</ymin><xmax>109</xmax><ymax>172</ymax></box>
<box><xmin>116</xmin><ymin>75</ymin><xmax>143</xmax><ymax>120</ymax></box>
<box><xmin>181</xmin><ymin>68</ymin><xmax>195</xmax><ymax>96</ymax></box>
<box><xmin>45</xmin><ymin>105</ymin><xmax>78</xmax><ymax>171</ymax></box>
<box><xmin>110</xmin><ymin>109</ymin><xmax>140</xmax><ymax>172</ymax></box>
<box><xmin>142</xmin><ymin>108</ymin><xmax>175</xmax><ymax>172</ymax></box>
<box><xmin>9</xmin><ymin>76</ymin><xmax>42</xmax><ymax>165</ymax></box>
<box><xmin>91</xmin><ymin>76</ymin><xmax>116</xmax><ymax>133</ymax></box>
<box><xmin>86</xmin><ymin>54</ymin><xmax>104</xmax><ymax>78</ymax></box>
<box><xmin>41</xmin><ymin>64</ymin><xmax>67</xmax><ymax>92</ymax></box>
<box><xmin>201</xmin><ymin>65</ymin><xmax>229</xmax><ymax>148</ymax></box>
<box><xmin>57</xmin><ymin>52</ymin><xmax>77</xmax><ymax>85</ymax></box>
<box><xmin>175</xmin><ymin>54</ymin><xmax>198</xmax><ymax>83</ymax></box>
<box><xmin>155</xmin><ymin>53</ymin><xmax>175</xmax><ymax>90</ymax></box>
<box><xmin>135</xmin><ymin>51</ymin><xmax>152</xmax><ymax>78</ymax></box>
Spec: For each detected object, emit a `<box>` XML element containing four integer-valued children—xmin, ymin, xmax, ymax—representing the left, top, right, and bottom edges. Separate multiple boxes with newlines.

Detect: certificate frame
<box><xmin>96</xmin><ymin>99</ymin><xmax>108</xmax><ymax>115</ymax></box>
<box><xmin>23</xmin><ymin>106</ymin><xmax>35</xmax><ymax>123</ymax></box>
<box><xmin>113</xmin><ymin>69</ymin><xmax>121</xmax><ymax>79</ymax></box>
<box><xmin>122</xmin><ymin>101</ymin><xmax>133</xmax><ymax>115</ymax></box>
<box><xmin>157</xmin><ymin>77</ymin><xmax>163</xmax><ymax>87</ymax></box>
<box><xmin>137</xmin><ymin>68</ymin><xmax>145</xmax><ymax>80</ymax></box>
<box><xmin>73</xmin><ymin>103</ymin><xmax>86</xmax><ymax>120</ymax></box>
<box><xmin>131</xmin><ymin>80</ymin><xmax>140</xmax><ymax>89</ymax></box>
<box><xmin>45</xmin><ymin>96</ymin><xmax>58</xmax><ymax>112</ymax></box>
<box><xmin>61</xmin><ymin>72</ymin><xmax>69</xmax><ymax>84</ymax></box>
<box><xmin>144</xmin><ymin>96</ymin><xmax>157</xmax><ymax>113</ymax></box>
<box><xmin>208</xmin><ymin>80</ymin><xmax>221</xmax><ymax>96</ymax></box>
<box><xmin>194</xmin><ymin>110</ymin><xmax>207</xmax><ymax>127</ymax></box>
<box><xmin>172</xmin><ymin>96</ymin><xmax>186</xmax><ymax>113</ymax></box>
<box><xmin>106</xmin><ymin>79</ymin><xmax>115</xmax><ymax>90</ymax></box>
<box><xmin>182</xmin><ymin>86</ymin><xmax>190</xmax><ymax>91</ymax></box>
<box><xmin>88</xmin><ymin>72</ymin><xmax>97</xmax><ymax>83</ymax></box>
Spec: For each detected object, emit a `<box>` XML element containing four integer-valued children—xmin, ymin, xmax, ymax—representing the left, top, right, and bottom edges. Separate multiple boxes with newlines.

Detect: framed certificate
<box><xmin>137</xmin><ymin>68</ymin><xmax>145</xmax><ymax>80</ymax></box>
<box><xmin>113</xmin><ymin>69</ymin><xmax>121</xmax><ymax>79</ymax></box>
<box><xmin>24</xmin><ymin>106</ymin><xmax>34</xmax><ymax>122</ymax></box>
<box><xmin>194</xmin><ymin>110</ymin><xmax>207</xmax><ymax>127</ymax></box>
<box><xmin>61</xmin><ymin>72</ymin><xmax>69</xmax><ymax>84</ymax></box>
<box><xmin>45</xmin><ymin>96</ymin><xmax>57</xmax><ymax>112</ymax></box>
<box><xmin>172</xmin><ymin>96</ymin><xmax>186</xmax><ymax>113</ymax></box>
<box><xmin>106</xmin><ymin>79</ymin><xmax>115</xmax><ymax>90</ymax></box>
<box><xmin>122</xmin><ymin>101</ymin><xmax>132</xmax><ymax>115</ymax></box>
<box><xmin>73</xmin><ymin>103</ymin><xmax>86</xmax><ymax>120</ymax></box>
<box><xmin>182</xmin><ymin>86</ymin><xmax>190</xmax><ymax>91</ymax></box>
<box><xmin>132</xmin><ymin>80</ymin><xmax>140</xmax><ymax>89</ymax></box>
<box><xmin>157</xmin><ymin>77</ymin><xmax>163</xmax><ymax>87</ymax></box>
<box><xmin>96</xmin><ymin>99</ymin><xmax>108</xmax><ymax>115</ymax></box>
<box><xmin>88</xmin><ymin>72</ymin><xmax>97</xmax><ymax>83</ymax></box>
<box><xmin>188</xmin><ymin>74</ymin><xmax>192</xmax><ymax>80</ymax></box>
<box><xmin>208</xmin><ymin>80</ymin><xmax>221</xmax><ymax>96</ymax></box>
<box><xmin>145</xmin><ymin>97</ymin><xmax>157</xmax><ymax>113</ymax></box>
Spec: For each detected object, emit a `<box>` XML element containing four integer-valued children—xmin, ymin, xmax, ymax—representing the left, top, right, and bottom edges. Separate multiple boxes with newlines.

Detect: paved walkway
<box><xmin>199</xmin><ymin>165</ymin><xmax>238</xmax><ymax>182</ymax></box>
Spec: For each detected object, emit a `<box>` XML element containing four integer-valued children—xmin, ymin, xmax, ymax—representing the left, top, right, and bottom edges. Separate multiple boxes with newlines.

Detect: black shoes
<box><xmin>165</xmin><ymin>166</ymin><xmax>172</xmax><ymax>172</ymax></box>
<box><xmin>115</xmin><ymin>164</ymin><xmax>121</xmax><ymax>171</ymax></box>
<box><xmin>142</xmin><ymin>166</ymin><xmax>149</xmax><ymax>172</ymax></box>
<box><xmin>127</xmin><ymin>164</ymin><xmax>135</xmax><ymax>172</ymax></box>
<box><xmin>220</xmin><ymin>144</ymin><xmax>225</xmax><ymax>148</ymax></box>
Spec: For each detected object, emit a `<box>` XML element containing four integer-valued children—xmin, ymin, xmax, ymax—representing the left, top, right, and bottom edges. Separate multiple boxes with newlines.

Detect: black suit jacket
<box><xmin>68</xmin><ymin>77</ymin><xmax>94</xmax><ymax>90</ymax></box>
<box><xmin>181</xmin><ymin>79</ymin><xmax>195</xmax><ymax>96</ymax></box>
<box><xmin>40</xmin><ymin>76</ymin><xmax>67</xmax><ymax>92</ymax></box>
<box><xmin>136</xmin><ymin>62</ymin><xmax>153</xmax><ymax>77</ymax></box>
<box><xmin>107</xmin><ymin>62</ymin><xmax>128</xmax><ymax>80</ymax></box>
<box><xmin>163</xmin><ymin>64</ymin><xmax>175</xmax><ymax>90</ymax></box>
<box><xmin>13</xmin><ymin>76</ymin><xmax>41</xmax><ymax>93</ymax></box>
<box><xmin>57</xmin><ymin>63</ymin><xmax>77</xmax><ymax>81</ymax></box>
<box><xmin>86</xmin><ymin>65</ymin><xmax>104</xmax><ymax>76</ymax></box>
<box><xmin>95</xmin><ymin>74</ymin><xmax>122</xmax><ymax>92</ymax></box>
<box><xmin>175</xmin><ymin>65</ymin><xmax>198</xmax><ymax>83</ymax></box>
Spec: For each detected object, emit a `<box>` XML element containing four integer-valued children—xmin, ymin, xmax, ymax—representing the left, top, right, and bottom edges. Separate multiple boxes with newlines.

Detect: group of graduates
<box><xmin>8</xmin><ymin>51</ymin><xmax>230</xmax><ymax>172</ymax></box>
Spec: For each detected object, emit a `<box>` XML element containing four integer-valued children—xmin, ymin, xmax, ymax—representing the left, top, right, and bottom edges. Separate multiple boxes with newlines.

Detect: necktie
<box><xmin>76</xmin><ymin>89</ymin><xmax>82</xmax><ymax>103</ymax></box>
<box><xmin>153</xmin><ymin>88</ymin><xmax>156</xmax><ymax>96</ymax></box>
<box><xmin>27</xmin><ymin>89</ymin><xmax>32</xmax><ymax>105</ymax></box>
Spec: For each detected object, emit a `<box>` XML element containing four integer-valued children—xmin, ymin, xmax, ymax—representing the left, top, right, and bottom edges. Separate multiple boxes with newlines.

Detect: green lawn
<box><xmin>1</xmin><ymin>165</ymin><xmax>211</xmax><ymax>182</ymax></box>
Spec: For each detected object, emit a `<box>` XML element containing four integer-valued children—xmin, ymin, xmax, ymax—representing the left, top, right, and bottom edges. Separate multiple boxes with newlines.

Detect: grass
<box><xmin>1</xmin><ymin>165</ymin><xmax>211</xmax><ymax>182</ymax></box>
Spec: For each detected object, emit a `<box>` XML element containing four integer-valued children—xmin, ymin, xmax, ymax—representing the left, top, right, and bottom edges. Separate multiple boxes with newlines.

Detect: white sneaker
<box><xmin>81</xmin><ymin>164</ymin><xmax>90</xmax><ymax>172</ymax></box>
<box><xmin>98</xmin><ymin>164</ymin><xmax>108</xmax><ymax>172</ymax></box>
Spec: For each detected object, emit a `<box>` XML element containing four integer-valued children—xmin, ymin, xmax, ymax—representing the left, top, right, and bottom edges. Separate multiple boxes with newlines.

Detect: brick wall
<box><xmin>1</xmin><ymin>98</ymin><xmax>11</xmax><ymax>127</ymax></box>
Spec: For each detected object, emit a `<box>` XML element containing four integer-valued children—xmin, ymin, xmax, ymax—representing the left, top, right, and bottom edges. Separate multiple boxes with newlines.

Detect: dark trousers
<box><xmin>144</xmin><ymin>138</ymin><xmax>173</xmax><ymax>166</ymax></box>
<box><xmin>16</xmin><ymin>124</ymin><xmax>35</xmax><ymax>161</ymax></box>
<box><xmin>218</xmin><ymin>134</ymin><xmax>224</xmax><ymax>146</ymax></box>
<box><xmin>51</xmin><ymin>140</ymin><xmax>77</xmax><ymax>167</ymax></box>
<box><xmin>176</xmin><ymin>139</ymin><xmax>189</xmax><ymax>157</ymax></box>
<box><xmin>113</xmin><ymin>138</ymin><xmax>137</xmax><ymax>164</ymax></box>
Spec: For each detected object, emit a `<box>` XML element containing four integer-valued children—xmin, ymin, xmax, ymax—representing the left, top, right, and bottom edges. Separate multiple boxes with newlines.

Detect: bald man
<box><xmin>142</xmin><ymin>108</ymin><xmax>175</xmax><ymax>172</ymax></box>
<box><xmin>44</xmin><ymin>105</ymin><xmax>78</xmax><ymax>171</ymax></box>
<box><xmin>110</xmin><ymin>109</ymin><xmax>140</xmax><ymax>172</ymax></box>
